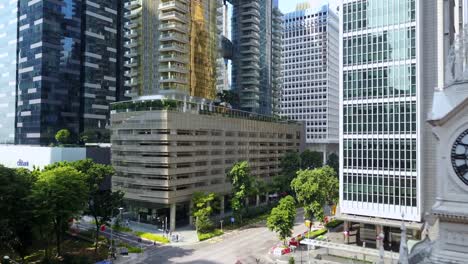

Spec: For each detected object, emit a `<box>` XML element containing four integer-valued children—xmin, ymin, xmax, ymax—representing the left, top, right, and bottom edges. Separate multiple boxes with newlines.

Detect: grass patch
<box><xmin>133</xmin><ymin>231</ymin><xmax>170</xmax><ymax>244</ymax></box>
<box><xmin>198</xmin><ymin>229</ymin><xmax>224</xmax><ymax>241</ymax></box>
<box><xmin>118</xmin><ymin>242</ymin><xmax>144</xmax><ymax>253</ymax></box>
<box><xmin>325</xmin><ymin>219</ymin><xmax>344</xmax><ymax>229</ymax></box>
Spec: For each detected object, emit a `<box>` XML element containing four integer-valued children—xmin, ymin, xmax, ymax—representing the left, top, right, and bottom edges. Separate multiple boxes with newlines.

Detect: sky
<box><xmin>279</xmin><ymin>0</ymin><xmax>337</xmax><ymax>14</ymax></box>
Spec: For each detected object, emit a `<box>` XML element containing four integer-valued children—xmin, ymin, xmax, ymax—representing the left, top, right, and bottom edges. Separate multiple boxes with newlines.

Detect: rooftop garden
<box><xmin>110</xmin><ymin>98</ymin><xmax>299</xmax><ymax>125</ymax></box>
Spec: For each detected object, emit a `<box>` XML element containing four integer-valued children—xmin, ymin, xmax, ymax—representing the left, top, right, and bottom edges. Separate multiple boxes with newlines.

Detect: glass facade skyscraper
<box><xmin>12</xmin><ymin>0</ymin><xmax>122</xmax><ymax>145</ymax></box>
<box><xmin>0</xmin><ymin>0</ymin><xmax>19</xmax><ymax>144</ymax></box>
<box><xmin>231</xmin><ymin>0</ymin><xmax>282</xmax><ymax>115</ymax></box>
<box><xmin>340</xmin><ymin>0</ymin><xmax>420</xmax><ymax>222</ymax></box>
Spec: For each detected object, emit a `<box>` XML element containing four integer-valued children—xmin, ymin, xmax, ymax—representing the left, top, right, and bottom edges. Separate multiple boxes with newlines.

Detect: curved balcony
<box><xmin>241</xmin><ymin>78</ymin><xmax>260</xmax><ymax>86</ymax></box>
<box><xmin>158</xmin><ymin>66</ymin><xmax>188</xmax><ymax>74</ymax></box>
<box><xmin>124</xmin><ymin>50</ymin><xmax>138</xmax><ymax>58</ymax></box>
<box><xmin>240</xmin><ymin>62</ymin><xmax>260</xmax><ymax>71</ymax></box>
<box><xmin>124</xmin><ymin>58</ymin><xmax>138</xmax><ymax>68</ymax></box>
<box><xmin>241</xmin><ymin>16</ymin><xmax>260</xmax><ymax>24</ymax></box>
<box><xmin>125</xmin><ymin>79</ymin><xmax>139</xmax><ymax>87</ymax></box>
<box><xmin>124</xmin><ymin>9</ymin><xmax>141</xmax><ymax>19</ymax></box>
<box><xmin>160</xmin><ymin>11</ymin><xmax>188</xmax><ymax>23</ymax></box>
<box><xmin>240</xmin><ymin>39</ymin><xmax>259</xmax><ymax>47</ymax></box>
<box><xmin>124</xmin><ymin>0</ymin><xmax>141</xmax><ymax>10</ymax></box>
<box><xmin>124</xmin><ymin>70</ymin><xmax>138</xmax><ymax>78</ymax></box>
<box><xmin>160</xmin><ymin>33</ymin><xmax>189</xmax><ymax>43</ymax></box>
<box><xmin>159</xmin><ymin>23</ymin><xmax>188</xmax><ymax>33</ymax></box>
<box><xmin>124</xmin><ymin>21</ymin><xmax>140</xmax><ymax>29</ymax></box>
<box><xmin>160</xmin><ymin>76</ymin><xmax>188</xmax><ymax>84</ymax></box>
<box><xmin>159</xmin><ymin>43</ymin><xmax>187</xmax><ymax>53</ymax></box>
<box><xmin>240</xmin><ymin>46</ymin><xmax>260</xmax><ymax>54</ymax></box>
<box><xmin>159</xmin><ymin>54</ymin><xmax>189</xmax><ymax>63</ymax></box>
<box><xmin>241</xmin><ymin>31</ymin><xmax>260</xmax><ymax>40</ymax></box>
<box><xmin>125</xmin><ymin>29</ymin><xmax>138</xmax><ymax>39</ymax></box>
<box><xmin>242</xmin><ymin>1</ymin><xmax>260</xmax><ymax>9</ymax></box>
<box><xmin>159</xmin><ymin>1</ymin><xmax>189</xmax><ymax>13</ymax></box>
<box><xmin>124</xmin><ymin>40</ymin><xmax>139</xmax><ymax>49</ymax></box>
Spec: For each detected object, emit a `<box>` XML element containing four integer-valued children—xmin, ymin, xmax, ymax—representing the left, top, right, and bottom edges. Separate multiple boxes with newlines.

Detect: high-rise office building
<box><xmin>339</xmin><ymin>0</ymin><xmax>438</xmax><ymax>249</ymax></box>
<box><xmin>123</xmin><ymin>0</ymin><xmax>220</xmax><ymax>100</ymax></box>
<box><xmin>0</xmin><ymin>1</ymin><xmax>19</xmax><ymax>144</ymax></box>
<box><xmin>230</xmin><ymin>0</ymin><xmax>282</xmax><ymax>115</ymax></box>
<box><xmin>13</xmin><ymin>0</ymin><xmax>122</xmax><ymax>145</ymax></box>
<box><xmin>281</xmin><ymin>3</ymin><xmax>339</xmax><ymax>158</ymax></box>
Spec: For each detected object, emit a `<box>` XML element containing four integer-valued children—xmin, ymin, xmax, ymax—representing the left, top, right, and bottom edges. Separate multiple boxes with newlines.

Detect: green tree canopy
<box><xmin>273</xmin><ymin>152</ymin><xmax>301</xmax><ymax>193</ymax></box>
<box><xmin>192</xmin><ymin>192</ymin><xmax>218</xmax><ymax>233</ymax></box>
<box><xmin>290</xmin><ymin>166</ymin><xmax>338</xmax><ymax>222</ymax></box>
<box><xmin>227</xmin><ymin>161</ymin><xmax>257</xmax><ymax>223</ymax></box>
<box><xmin>267</xmin><ymin>195</ymin><xmax>296</xmax><ymax>244</ymax></box>
<box><xmin>327</xmin><ymin>153</ymin><xmax>339</xmax><ymax>176</ymax></box>
<box><xmin>31</xmin><ymin>166</ymin><xmax>88</xmax><ymax>256</ymax></box>
<box><xmin>0</xmin><ymin>166</ymin><xmax>36</xmax><ymax>258</ymax></box>
<box><xmin>55</xmin><ymin>129</ymin><xmax>71</xmax><ymax>145</ymax></box>
<box><xmin>45</xmin><ymin>159</ymin><xmax>123</xmax><ymax>253</ymax></box>
<box><xmin>300</xmin><ymin>150</ymin><xmax>323</xmax><ymax>170</ymax></box>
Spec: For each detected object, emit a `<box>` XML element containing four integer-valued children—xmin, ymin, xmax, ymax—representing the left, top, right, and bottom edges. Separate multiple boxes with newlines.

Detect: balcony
<box><xmin>124</xmin><ymin>0</ymin><xmax>141</xmax><ymax>10</ymax></box>
<box><xmin>160</xmin><ymin>33</ymin><xmax>189</xmax><ymax>43</ymax></box>
<box><xmin>158</xmin><ymin>65</ymin><xmax>188</xmax><ymax>74</ymax></box>
<box><xmin>124</xmin><ymin>70</ymin><xmax>138</xmax><ymax>78</ymax></box>
<box><xmin>124</xmin><ymin>40</ymin><xmax>138</xmax><ymax>48</ymax></box>
<box><xmin>125</xmin><ymin>29</ymin><xmax>138</xmax><ymax>39</ymax></box>
<box><xmin>124</xmin><ymin>21</ymin><xmax>139</xmax><ymax>29</ymax></box>
<box><xmin>241</xmin><ymin>78</ymin><xmax>260</xmax><ymax>85</ymax></box>
<box><xmin>242</xmin><ymin>1</ymin><xmax>260</xmax><ymax>9</ymax></box>
<box><xmin>240</xmin><ymin>39</ymin><xmax>259</xmax><ymax>47</ymax></box>
<box><xmin>240</xmin><ymin>47</ymin><xmax>260</xmax><ymax>54</ymax></box>
<box><xmin>159</xmin><ymin>23</ymin><xmax>188</xmax><ymax>33</ymax></box>
<box><xmin>160</xmin><ymin>11</ymin><xmax>188</xmax><ymax>23</ymax></box>
<box><xmin>159</xmin><ymin>54</ymin><xmax>189</xmax><ymax>63</ymax></box>
<box><xmin>159</xmin><ymin>43</ymin><xmax>187</xmax><ymax>53</ymax></box>
<box><xmin>160</xmin><ymin>76</ymin><xmax>188</xmax><ymax>84</ymax></box>
<box><xmin>159</xmin><ymin>1</ymin><xmax>189</xmax><ymax>13</ymax></box>
<box><xmin>124</xmin><ymin>58</ymin><xmax>138</xmax><ymax>68</ymax></box>
<box><xmin>124</xmin><ymin>9</ymin><xmax>141</xmax><ymax>19</ymax></box>
<box><xmin>241</xmin><ymin>31</ymin><xmax>260</xmax><ymax>40</ymax></box>
<box><xmin>241</xmin><ymin>16</ymin><xmax>260</xmax><ymax>24</ymax></box>
<box><xmin>124</xmin><ymin>50</ymin><xmax>138</xmax><ymax>58</ymax></box>
<box><xmin>125</xmin><ymin>79</ymin><xmax>139</xmax><ymax>87</ymax></box>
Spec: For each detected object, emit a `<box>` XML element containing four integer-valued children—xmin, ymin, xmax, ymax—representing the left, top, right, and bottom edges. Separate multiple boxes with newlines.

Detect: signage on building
<box><xmin>16</xmin><ymin>159</ymin><xmax>29</xmax><ymax>167</ymax></box>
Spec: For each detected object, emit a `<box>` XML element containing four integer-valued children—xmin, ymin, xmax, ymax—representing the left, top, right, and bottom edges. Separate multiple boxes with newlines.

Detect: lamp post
<box><xmin>220</xmin><ymin>220</ymin><xmax>224</xmax><ymax>232</ymax></box>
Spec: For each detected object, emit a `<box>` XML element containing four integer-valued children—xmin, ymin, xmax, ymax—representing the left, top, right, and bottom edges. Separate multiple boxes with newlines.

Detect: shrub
<box><xmin>127</xmin><ymin>246</ymin><xmax>143</xmax><ymax>253</ymax></box>
<box><xmin>134</xmin><ymin>231</ymin><xmax>170</xmax><ymax>244</ymax></box>
<box><xmin>112</xmin><ymin>225</ymin><xmax>133</xmax><ymax>233</ymax></box>
<box><xmin>302</xmin><ymin>228</ymin><xmax>328</xmax><ymax>240</ymax></box>
<box><xmin>325</xmin><ymin>219</ymin><xmax>344</xmax><ymax>229</ymax></box>
<box><xmin>55</xmin><ymin>129</ymin><xmax>71</xmax><ymax>144</ymax></box>
<box><xmin>289</xmin><ymin>257</ymin><xmax>295</xmax><ymax>264</ymax></box>
<box><xmin>198</xmin><ymin>229</ymin><xmax>224</xmax><ymax>241</ymax></box>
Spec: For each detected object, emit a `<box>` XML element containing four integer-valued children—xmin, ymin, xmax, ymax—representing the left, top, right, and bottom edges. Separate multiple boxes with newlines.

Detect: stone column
<box><xmin>322</xmin><ymin>144</ymin><xmax>327</xmax><ymax>165</ymax></box>
<box><xmin>220</xmin><ymin>195</ymin><xmax>225</xmax><ymax>218</ymax></box>
<box><xmin>170</xmin><ymin>203</ymin><xmax>176</xmax><ymax>231</ymax></box>
<box><xmin>189</xmin><ymin>200</ymin><xmax>194</xmax><ymax>226</ymax></box>
<box><xmin>344</xmin><ymin>221</ymin><xmax>349</xmax><ymax>244</ymax></box>
<box><xmin>256</xmin><ymin>195</ymin><xmax>260</xmax><ymax>207</ymax></box>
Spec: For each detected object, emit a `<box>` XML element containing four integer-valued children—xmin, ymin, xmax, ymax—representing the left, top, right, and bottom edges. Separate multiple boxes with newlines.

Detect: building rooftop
<box><xmin>110</xmin><ymin>98</ymin><xmax>301</xmax><ymax>126</ymax></box>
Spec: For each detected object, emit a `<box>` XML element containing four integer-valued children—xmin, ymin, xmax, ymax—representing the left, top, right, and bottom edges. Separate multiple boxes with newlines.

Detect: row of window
<box><xmin>343</xmin><ymin>173</ymin><xmax>417</xmax><ymax>206</ymax></box>
<box><xmin>343</xmin><ymin>27</ymin><xmax>416</xmax><ymax>66</ymax></box>
<box><xmin>343</xmin><ymin>101</ymin><xmax>416</xmax><ymax>134</ymax></box>
<box><xmin>343</xmin><ymin>65</ymin><xmax>416</xmax><ymax>100</ymax></box>
<box><xmin>343</xmin><ymin>0</ymin><xmax>415</xmax><ymax>33</ymax></box>
<box><xmin>343</xmin><ymin>138</ymin><xmax>416</xmax><ymax>171</ymax></box>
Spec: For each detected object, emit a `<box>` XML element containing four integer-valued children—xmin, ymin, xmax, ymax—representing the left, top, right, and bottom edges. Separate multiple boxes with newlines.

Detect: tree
<box><xmin>228</xmin><ymin>161</ymin><xmax>257</xmax><ymax>223</ymax></box>
<box><xmin>0</xmin><ymin>166</ymin><xmax>36</xmax><ymax>259</ymax></box>
<box><xmin>192</xmin><ymin>192</ymin><xmax>217</xmax><ymax>233</ymax></box>
<box><xmin>290</xmin><ymin>166</ymin><xmax>339</xmax><ymax>222</ymax></box>
<box><xmin>45</xmin><ymin>159</ymin><xmax>124</xmax><ymax>253</ymax></box>
<box><xmin>327</xmin><ymin>153</ymin><xmax>339</xmax><ymax>176</ymax></box>
<box><xmin>267</xmin><ymin>195</ymin><xmax>296</xmax><ymax>244</ymax></box>
<box><xmin>274</xmin><ymin>152</ymin><xmax>301</xmax><ymax>193</ymax></box>
<box><xmin>300</xmin><ymin>150</ymin><xmax>323</xmax><ymax>169</ymax></box>
<box><xmin>31</xmin><ymin>166</ymin><xmax>88</xmax><ymax>256</ymax></box>
<box><xmin>55</xmin><ymin>129</ymin><xmax>71</xmax><ymax>145</ymax></box>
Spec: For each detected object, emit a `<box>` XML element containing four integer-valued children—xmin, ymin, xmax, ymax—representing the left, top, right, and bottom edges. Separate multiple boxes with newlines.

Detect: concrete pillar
<box><xmin>266</xmin><ymin>193</ymin><xmax>269</xmax><ymax>204</ymax></box>
<box><xmin>189</xmin><ymin>200</ymin><xmax>194</xmax><ymax>226</ymax></box>
<box><xmin>344</xmin><ymin>221</ymin><xmax>350</xmax><ymax>244</ymax></box>
<box><xmin>322</xmin><ymin>145</ymin><xmax>327</xmax><ymax>165</ymax></box>
<box><xmin>376</xmin><ymin>225</ymin><xmax>384</xmax><ymax>248</ymax></box>
<box><xmin>256</xmin><ymin>195</ymin><xmax>260</xmax><ymax>207</ymax></box>
<box><xmin>220</xmin><ymin>195</ymin><xmax>225</xmax><ymax>218</ymax></box>
<box><xmin>170</xmin><ymin>203</ymin><xmax>176</xmax><ymax>231</ymax></box>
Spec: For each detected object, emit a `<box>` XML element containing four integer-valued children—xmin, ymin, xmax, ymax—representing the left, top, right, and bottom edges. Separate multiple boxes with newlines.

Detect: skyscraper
<box><xmin>123</xmin><ymin>0</ymin><xmax>220</xmax><ymax>100</ymax></box>
<box><xmin>281</xmin><ymin>3</ymin><xmax>339</xmax><ymax>158</ymax></box>
<box><xmin>230</xmin><ymin>0</ymin><xmax>282</xmax><ymax>115</ymax></box>
<box><xmin>0</xmin><ymin>0</ymin><xmax>19</xmax><ymax>144</ymax></box>
<box><xmin>339</xmin><ymin>0</ymin><xmax>438</xmax><ymax>249</ymax></box>
<box><xmin>14</xmin><ymin>0</ymin><xmax>122</xmax><ymax>145</ymax></box>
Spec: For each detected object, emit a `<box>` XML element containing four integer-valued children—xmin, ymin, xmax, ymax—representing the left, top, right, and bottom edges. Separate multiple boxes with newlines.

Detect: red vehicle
<box><xmin>289</xmin><ymin>237</ymin><xmax>299</xmax><ymax>247</ymax></box>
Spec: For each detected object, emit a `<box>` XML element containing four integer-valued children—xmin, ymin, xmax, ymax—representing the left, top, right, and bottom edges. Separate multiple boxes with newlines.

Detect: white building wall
<box><xmin>281</xmin><ymin>4</ymin><xmax>339</xmax><ymax>146</ymax></box>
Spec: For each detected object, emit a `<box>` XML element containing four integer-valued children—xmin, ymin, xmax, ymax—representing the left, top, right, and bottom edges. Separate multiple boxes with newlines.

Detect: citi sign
<box><xmin>17</xmin><ymin>159</ymin><xmax>29</xmax><ymax>167</ymax></box>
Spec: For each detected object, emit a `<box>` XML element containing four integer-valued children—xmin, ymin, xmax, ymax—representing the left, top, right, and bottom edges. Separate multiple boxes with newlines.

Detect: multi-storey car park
<box><xmin>281</xmin><ymin>3</ymin><xmax>339</xmax><ymax>159</ymax></box>
<box><xmin>109</xmin><ymin>97</ymin><xmax>304</xmax><ymax>230</ymax></box>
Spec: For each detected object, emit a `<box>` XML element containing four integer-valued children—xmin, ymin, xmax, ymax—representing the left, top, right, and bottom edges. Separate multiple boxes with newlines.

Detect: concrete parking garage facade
<box><xmin>110</xmin><ymin>97</ymin><xmax>304</xmax><ymax>230</ymax></box>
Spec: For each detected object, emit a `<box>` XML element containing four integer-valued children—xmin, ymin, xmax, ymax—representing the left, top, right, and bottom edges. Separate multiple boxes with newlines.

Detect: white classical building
<box><xmin>281</xmin><ymin>3</ymin><xmax>339</xmax><ymax>159</ymax></box>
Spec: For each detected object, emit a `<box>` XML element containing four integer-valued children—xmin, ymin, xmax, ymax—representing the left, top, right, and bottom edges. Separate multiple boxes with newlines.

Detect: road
<box><xmin>135</xmin><ymin>209</ymin><xmax>310</xmax><ymax>264</ymax></box>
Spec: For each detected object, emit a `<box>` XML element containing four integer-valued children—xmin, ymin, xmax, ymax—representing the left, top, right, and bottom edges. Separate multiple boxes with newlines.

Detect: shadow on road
<box><xmin>139</xmin><ymin>245</ymin><xmax>221</xmax><ymax>264</ymax></box>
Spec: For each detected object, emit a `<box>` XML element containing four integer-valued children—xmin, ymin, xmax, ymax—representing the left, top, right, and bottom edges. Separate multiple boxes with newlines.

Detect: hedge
<box><xmin>198</xmin><ymin>229</ymin><xmax>224</xmax><ymax>241</ymax></box>
<box><xmin>325</xmin><ymin>219</ymin><xmax>344</xmax><ymax>229</ymax></box>
<box><xmin>133</xmin><ymin>231</ymin><xmax>170</xmax><ymax>244</ymax></box>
